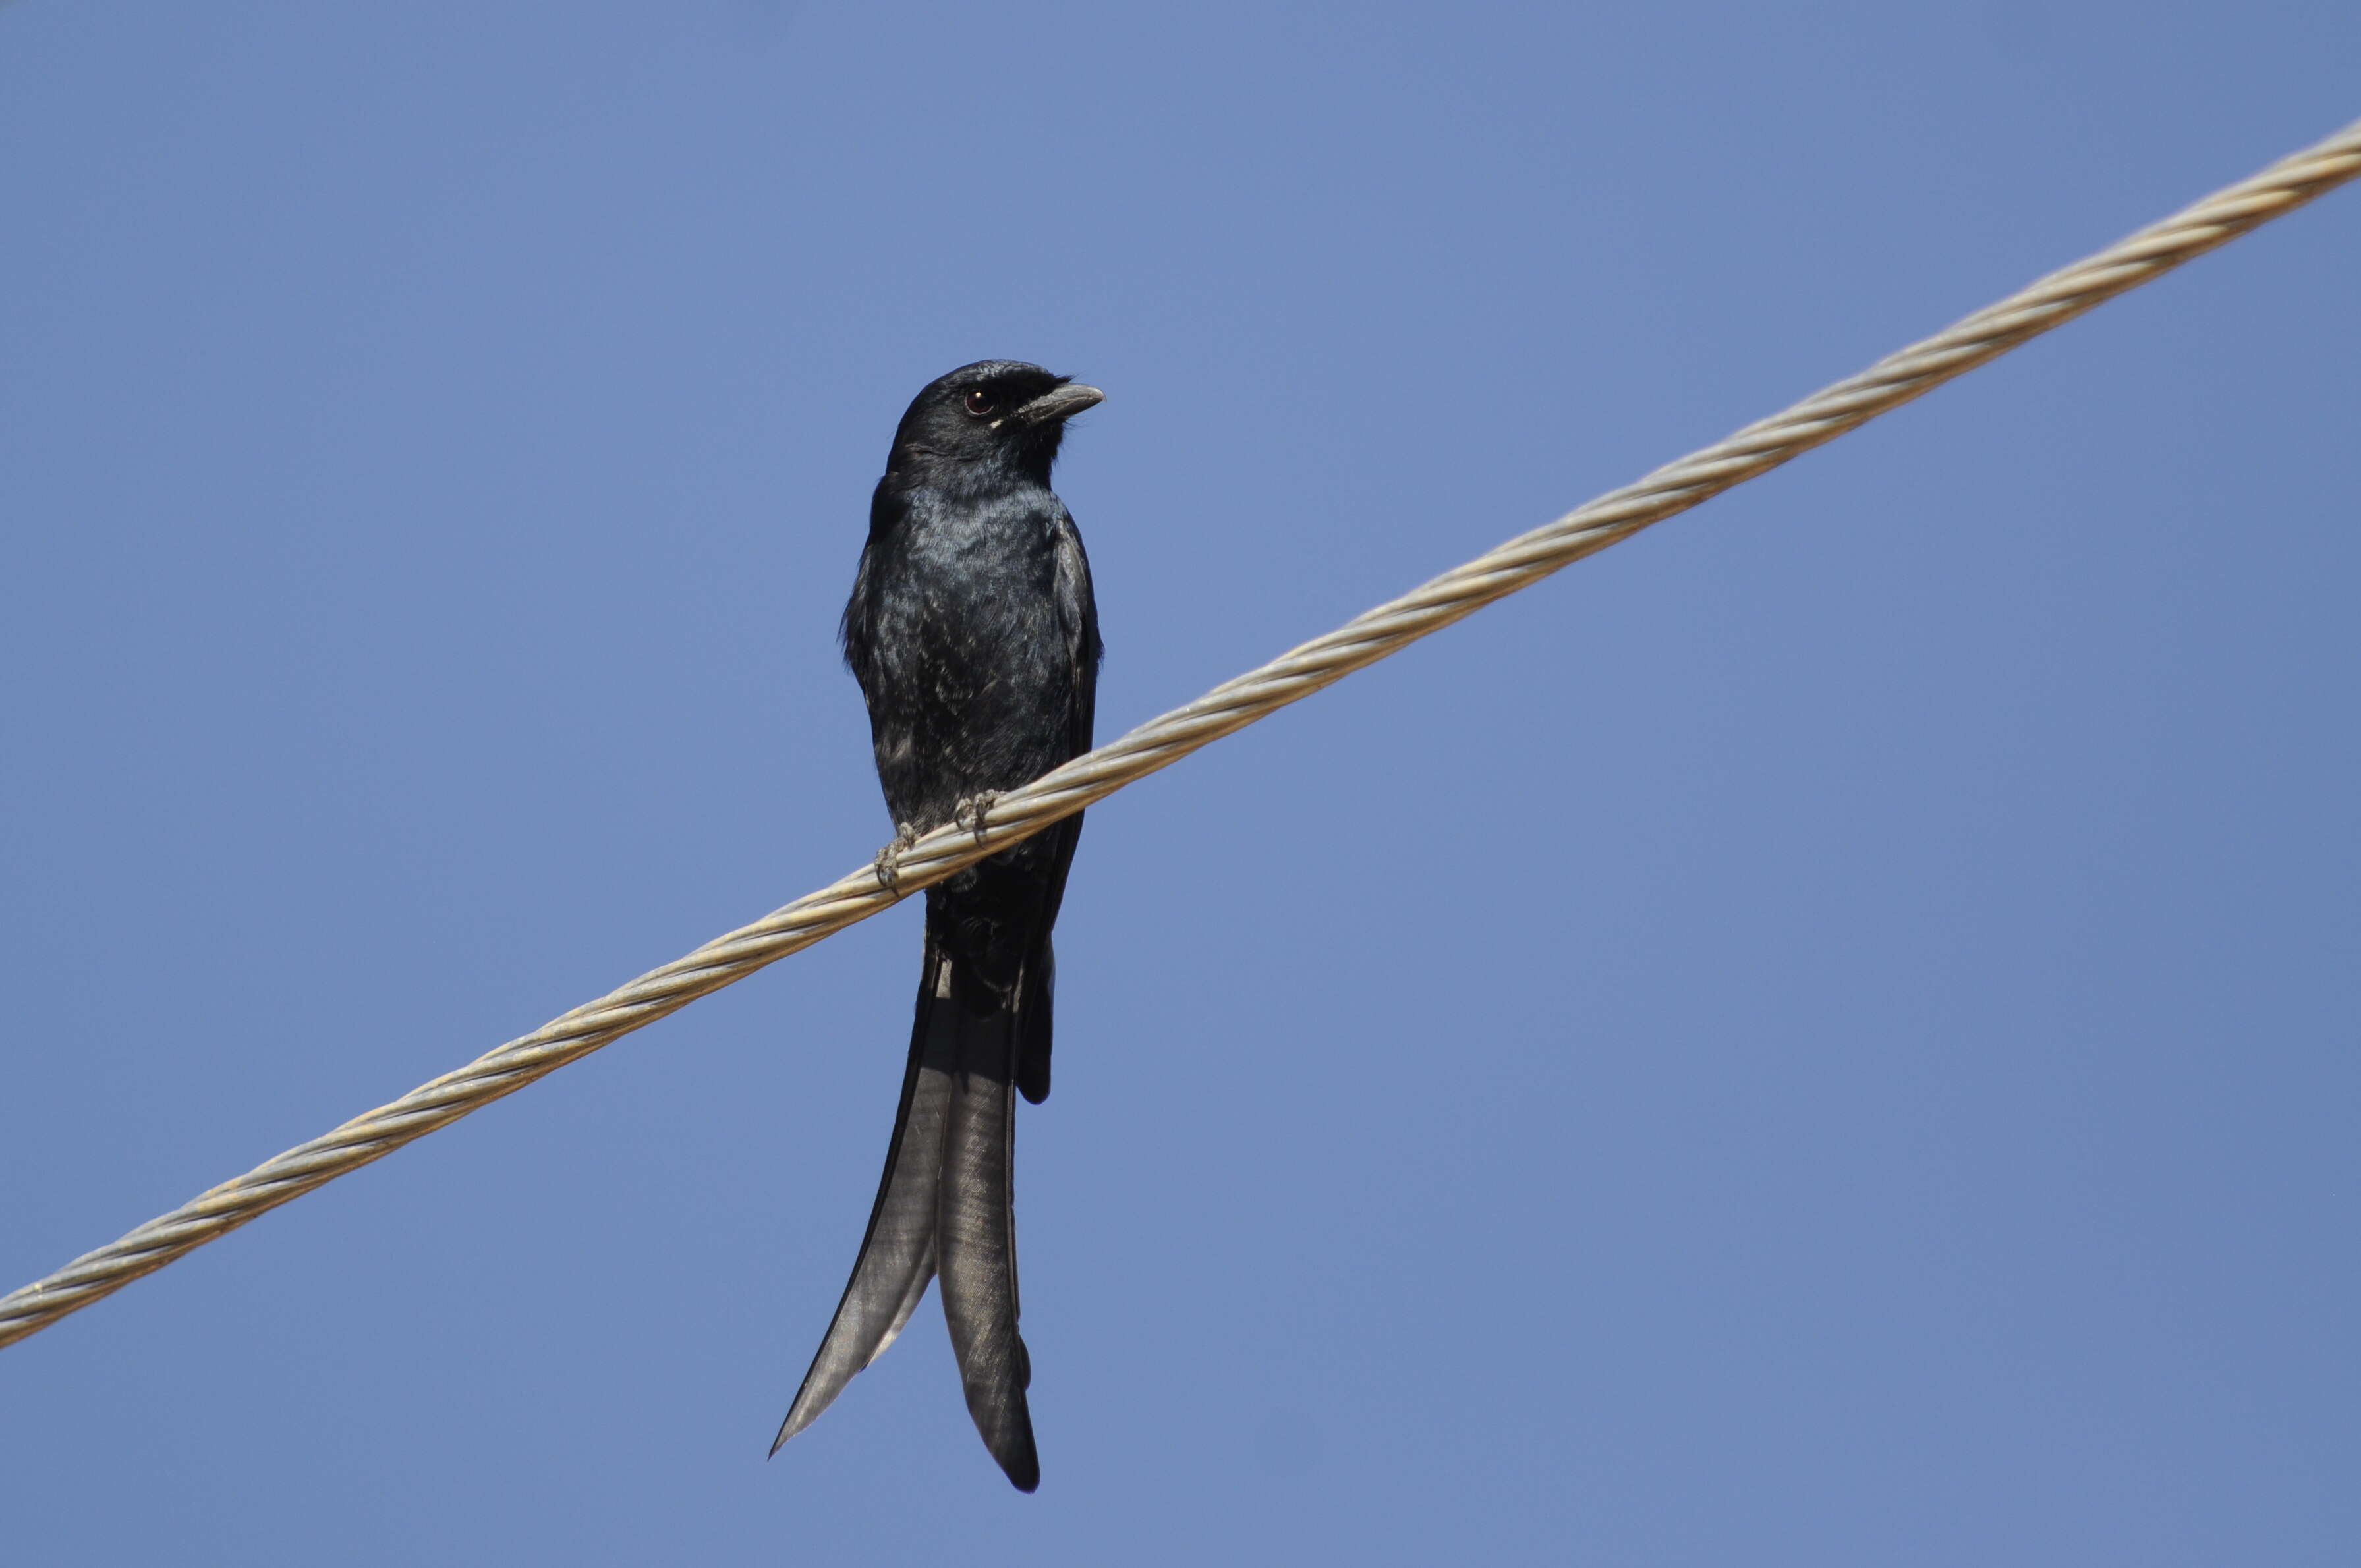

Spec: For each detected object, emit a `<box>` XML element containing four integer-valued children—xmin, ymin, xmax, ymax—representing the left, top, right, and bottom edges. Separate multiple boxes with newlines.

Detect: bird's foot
<box><xmin>953</xmin><ymin>791</ymin><xmax>1002</xmax><ymax>845</ymax></box>
<box><xmin>872</xmin><ymin>822</ymin><xmax>921</xmax><ymax>894</ymax></box>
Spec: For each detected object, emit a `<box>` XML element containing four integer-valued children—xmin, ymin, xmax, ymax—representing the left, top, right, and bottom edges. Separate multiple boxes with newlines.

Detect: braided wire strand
<box><xmin>5</xmin><ymin>117</ymin><xmax>2356</xmax><ymax>1351</ymax></box>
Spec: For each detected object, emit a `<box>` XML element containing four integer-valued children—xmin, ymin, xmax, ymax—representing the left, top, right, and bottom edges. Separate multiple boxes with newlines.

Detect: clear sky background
<box><xmin>3</xmin><ymin>3</ymin><xmax>2356</xmax><ymax>1563</ymax></box>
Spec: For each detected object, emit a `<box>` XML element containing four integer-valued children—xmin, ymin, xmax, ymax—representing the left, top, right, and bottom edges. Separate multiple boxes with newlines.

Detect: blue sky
<box><xmin>3</xmin><ymin>3</ymin><xmax>2356</xmax><ymax>1563</ymax></box>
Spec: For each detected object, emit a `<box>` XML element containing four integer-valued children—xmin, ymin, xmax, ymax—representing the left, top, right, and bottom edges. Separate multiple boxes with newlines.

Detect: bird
<box><xmin>772</xmin><ymin>361</ymin><xmax>1104</xmax><ymax>1492</ymax></box>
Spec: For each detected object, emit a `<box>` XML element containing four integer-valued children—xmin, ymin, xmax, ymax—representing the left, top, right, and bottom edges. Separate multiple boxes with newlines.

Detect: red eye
<box><xmin>964</xmin><ymin>389</ymin><xmax>996</xmax><ymax>417</ymax></box>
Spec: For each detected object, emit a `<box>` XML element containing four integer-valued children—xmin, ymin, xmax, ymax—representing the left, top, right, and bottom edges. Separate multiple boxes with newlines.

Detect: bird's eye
<box><xmin>964</xmin><ymin>389</ymin><xmax>997</xmax><ymax>417</ymax></box>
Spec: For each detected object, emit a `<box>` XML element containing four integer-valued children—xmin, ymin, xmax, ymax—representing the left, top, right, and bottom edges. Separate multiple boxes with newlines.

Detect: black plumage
<box><xmin>773</xmin><ymin>362</ymin><xmax>1104</xmax><ymax>1492</ymax></box>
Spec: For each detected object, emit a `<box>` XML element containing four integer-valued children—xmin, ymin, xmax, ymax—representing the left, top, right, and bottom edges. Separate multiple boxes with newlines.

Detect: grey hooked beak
<box><xmin>1013</xmin><ymin>381</ymin><xmax>1104</xmax><ymax>427</ymax></box>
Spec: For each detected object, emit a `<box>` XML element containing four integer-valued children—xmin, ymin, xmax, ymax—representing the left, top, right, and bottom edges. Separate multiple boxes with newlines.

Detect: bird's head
<box><xmin>886</xmin><ymin>360</ymin><xmax>1104</xmax><ymax>482</ymax></box>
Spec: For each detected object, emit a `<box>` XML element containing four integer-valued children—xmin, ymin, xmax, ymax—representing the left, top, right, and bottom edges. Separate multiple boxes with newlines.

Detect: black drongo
<box><xmin>772</xmin><ymin>361</ymin><xmax>1104</xmax><ymax>1492</ymax></box>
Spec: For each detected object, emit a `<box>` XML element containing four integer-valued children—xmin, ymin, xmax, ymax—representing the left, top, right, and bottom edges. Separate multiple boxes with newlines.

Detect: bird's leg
<box><xmin>872</xmin><ymin>821</ymin><xmax>921</xmax><ymax>894</ymax></box>
<box><xmin>953</xmin><ymin>791</ymin><xmax>1002</xmax><ymax>846</ymax></box>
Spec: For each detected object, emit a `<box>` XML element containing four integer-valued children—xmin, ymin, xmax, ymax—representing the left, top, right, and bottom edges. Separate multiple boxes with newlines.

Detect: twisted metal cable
<box><xmin>5</xmin><ymin>117</ymin><xmax>2356</xmax><ymax>1353</ymax></box>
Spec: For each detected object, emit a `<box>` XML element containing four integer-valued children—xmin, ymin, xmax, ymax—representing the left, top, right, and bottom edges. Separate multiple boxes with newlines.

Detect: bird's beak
<box><xmin>1013</xmin><ymin>382</ymin><xmax>1104</xmax><ymax>427</ymax></box>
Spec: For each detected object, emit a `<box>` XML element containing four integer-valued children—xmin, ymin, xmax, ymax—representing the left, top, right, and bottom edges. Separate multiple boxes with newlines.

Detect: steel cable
<box><xmin>5</xmin><ymin>116</ymin><xmax>2356</xmax><ymax>1351</ymax></box>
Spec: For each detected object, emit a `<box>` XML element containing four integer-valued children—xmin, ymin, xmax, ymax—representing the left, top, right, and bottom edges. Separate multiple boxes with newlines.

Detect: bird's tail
<box><xmin>773</xmin><ymin>936</ymin><xmax>1040</xmax><ymax>1492</ymax></box>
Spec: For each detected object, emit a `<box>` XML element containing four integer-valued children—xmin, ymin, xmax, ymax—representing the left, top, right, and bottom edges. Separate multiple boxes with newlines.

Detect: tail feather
<box><xmin>774</xmin><ymin>939</ymin><xmax>1046</xmax><ymax>1492</ymax></box>
<box><xmin>937</xmin><ymin>994</ymin><xmax>1040</xmax><ymax>1491</ymax></box>
<box><xmin>771</xmin><ymin>941</ymin><xmax>958</xmax><ymax>1455</ymax></box>
<box><xmin>870</xmin><ymin>1236</ymin><xmax>936</xmax><ymax>1366</ymax></box>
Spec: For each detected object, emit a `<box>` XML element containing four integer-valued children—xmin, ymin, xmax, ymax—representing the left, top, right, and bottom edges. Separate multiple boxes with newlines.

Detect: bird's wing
<box><xmin>1048</xmin><ymin>499</ymin><xmax>1100</xmax><ymax>754</ymax></box>
<box><xmin>1013</xmin><ymin>505</ymin><xmax>1098</xmax><ymax>1105</ymax></box>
